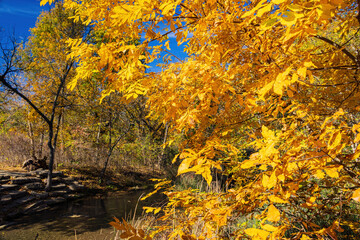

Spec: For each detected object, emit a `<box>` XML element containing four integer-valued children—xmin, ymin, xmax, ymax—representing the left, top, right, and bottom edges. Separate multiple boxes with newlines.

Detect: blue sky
<box><xmin>0</xmin><ymin>0</ymin><xmax>49</xmax><ymax>40</ymax></box>
<box><xmin>0</xmin><ymin>0</ymin><xmax>188</xmax><ymax>71</ymax></box>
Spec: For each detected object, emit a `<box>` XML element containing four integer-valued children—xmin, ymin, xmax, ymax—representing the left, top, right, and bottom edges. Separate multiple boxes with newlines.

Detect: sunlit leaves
<box><xmin>110</xmin><ymin>217</ymin><xmax>151</xmax><ymax>240</ymax></box>
<box><xmin>267</xmin><ymin>204</ymin><xmax>281</xmax><ymax>222</ymax></box>
<box><xmin>40</xmin><ymin>0</ymin><xmax>360</xmax><ymax>238</ymax></box>
<box><xmin>352</xmin><ymin>189</ymin><xmax>360</xmax><ymax>202</ymax></box>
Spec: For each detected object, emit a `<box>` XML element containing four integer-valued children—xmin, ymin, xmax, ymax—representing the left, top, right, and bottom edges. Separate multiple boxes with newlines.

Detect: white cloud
<box><xmin>0</xmin><ymin>3</ymin><xmax>40</xmax><ymax>16</ymax></box>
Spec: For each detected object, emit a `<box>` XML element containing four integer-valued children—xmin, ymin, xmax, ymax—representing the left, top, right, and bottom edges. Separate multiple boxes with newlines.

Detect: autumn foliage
<box><xmin>39</xmin><ymin>0</ymin><xmax>360</xmax><ymax>239</ymax></box>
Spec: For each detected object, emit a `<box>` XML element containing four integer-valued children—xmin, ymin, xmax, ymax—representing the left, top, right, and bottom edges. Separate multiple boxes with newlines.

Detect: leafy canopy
<box><xmin>42</xmin><ymin>0</ymin><xmax>360</xmax><ymax>239</ymax></box>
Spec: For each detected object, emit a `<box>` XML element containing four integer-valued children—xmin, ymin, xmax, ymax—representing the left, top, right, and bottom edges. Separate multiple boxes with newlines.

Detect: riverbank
<box><xmin>0</xmin><ymin>165</ymin><xmax>165</xmax><ymax>230</ymax></box>
<box><xmin>0</xmin><ymin>169</ymin><xmax>86</xmax><ymax>228</ymax></box>
<box><xmin>0</xmin><ymin>190</ymin><xmax>161</xmax><ymax>240</ymax></box>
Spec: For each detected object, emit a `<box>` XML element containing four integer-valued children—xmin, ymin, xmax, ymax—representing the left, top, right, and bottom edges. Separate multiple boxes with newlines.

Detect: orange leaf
<box><xmin>244</xmin><ymin>228</ymin><xmax>270</xmax><ymax>240</ymax></box>
<box><xmin>352</xmin><ymin>188</ymin><xmax>360</xmax><ymax>202</ymax></box>
<box><xmin>267</xmin><ymin>204</ymin><xmax>281</xmax><ymax>222</ymax></box>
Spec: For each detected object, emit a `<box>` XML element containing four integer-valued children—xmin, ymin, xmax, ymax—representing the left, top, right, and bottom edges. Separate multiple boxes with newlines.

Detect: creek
<box><xmin>0</xmin><ymin>190</ymin><xmax>164</xmax><ymax>240</ymax></box>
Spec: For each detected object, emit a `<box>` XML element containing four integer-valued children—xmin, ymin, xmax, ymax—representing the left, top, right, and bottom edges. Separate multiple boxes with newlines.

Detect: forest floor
<box><xmin>0</xmin><ymin>163</ymin><xmax>166</xmax><ymax>195</ymax></box>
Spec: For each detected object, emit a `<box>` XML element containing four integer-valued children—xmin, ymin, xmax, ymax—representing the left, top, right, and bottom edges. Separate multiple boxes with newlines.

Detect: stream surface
<box><xmin>0</xmin><ymin>190</ymin><xmax>163</xmax><ymax>240</ymax></box>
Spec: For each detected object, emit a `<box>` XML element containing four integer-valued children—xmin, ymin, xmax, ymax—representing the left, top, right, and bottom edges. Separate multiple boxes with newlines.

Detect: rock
<box><xmin>37</xmin><ymin>170</ymin><xmax>50</xmax><ymax>178</ymax></box>
<box><xmin>44</xmin><ymin>197</ymin><xmax>66</xmax><ymax>206</ymax></box>
<box><xmin>0</xmin><ymin>184</ymin><xmax>18</xmax><ymax>192</ymax></box>
<box><xmin>15</xmin><ymin>195</ymin><xmax>35</xmax><ymax>206</ymax></box>
<box><xmin>63</xmin><ymin>177</ymin><xmax>76</xmax><ymax>183</ymax></box>
<box><xmin>24</xmin><ymin>182</ymin><xmax>44</xmax><ymax>190</ymax></box>
<box><xmin>51</xmin><ymin>183</ymin><xmax>67</xmax><ymax>190</ymax></box>
<box><xmin>0</xmin><ymin>222</ymin><xmax>16</xmax><ymax>230</ymax></box>
<box><xmin>52</xmin><ymin>171</ymin><xmax>64</xmax><ymax>178</ymax></box>
<box><xmin>0</xmin><ymin>179</ymin><xmax>10</xmax><ymax>184</ymax></box>
<box><xmin>5</xmin><ymin>190</ymin><xmax>28</xmax><ymax>200</ymax></box>
<box><xmin>49</xmin><ymin>190</ymin><xmax>69</xmax><ymax>197</ymax></box>
<box><xmin>51</xmin><ymin>177</ymin><xmax>64</xmax><ymax>184</ymax></box>
<box><xmin>32</xmin><ymin>192</ymin><xmax>49</xmax><ymax>199</ymax></box>
<box><xmin>26</xmin><ymin>204</ymin><xmax>49</xmax><ymax>214</ymax></box>
<box><xmin>37</xmin><ymin>170</ymin><xmax>64</xmax><ymax>178</ymax></box>
<box><xmin>23</xmin><ymin>201</ymin><xmax>48</xmax><ymax>214</ymax></box>
<box><xmin>64</xmin><ymin>193</ymin><xmax>85</xmax><ymax>200</ymax></box>
<box><xmin>0</xmin><ymin>169</ymin><xmax>87</xmax><ymax>221</ymax></box>
<box><xmin>68</xmin><ymin>182</ymin><xmax>85</xmax><ymax>192</ymax></box>
<box><xmin>22</xmin><ymin>156</ymin><xmax>48</xmax><ymax>171</ymax></box>
<box><xmin>0</xmin><ymin>195</ymin><xmax>12</xmax><ymax>204</ymax></box>
<box><xmin>6</xmin><ymin>209</ymin><xmax>22</xmax><ymax>219</ymax></box>
<box><xmin>11</xmin><ymin>177</ymin><xmax>41</xmax><ymax>185</ymax></box>
<box><xmin>0</xmin><ymin>175</ymin><xmax>10</xmax><ymax>180</ymax></box>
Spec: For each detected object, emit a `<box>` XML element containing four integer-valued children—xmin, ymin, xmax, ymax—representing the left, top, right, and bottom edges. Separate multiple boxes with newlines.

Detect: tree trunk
<box><xmin>39</xmin><ymin>132</ymin><xmax>44</xmax><ymax>157</ymax></box>
<box><xmin>45</xmin><ymin>123</ymin><xmax>54</xmax><ymax>191</ymax></box>
<box><xmin>27</xmin><ymin>120</ymin><xmax>36</xmax><ymax>158</ymax></box>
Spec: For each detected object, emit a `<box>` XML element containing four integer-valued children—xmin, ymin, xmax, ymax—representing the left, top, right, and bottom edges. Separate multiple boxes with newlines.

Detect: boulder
<box><xmin>22</xmin><ymin>156</ymin><xmax>48</xmax><ymax>171</ymax></box>
<box><xmin>11</xmin><ymin>177</ymin><xmax>41</xmax><ymax>185</ymax></box>
<box><xmin>24</xmin><ymin>182</ymin><xmax>44</xmax><ymax>191</ymax></box>
<box><xmin>68</xmin><ymin>182</ymin><xmax>85</xmax><ymax>192</ymax></box>
<box><xmin>44</xmin><ymin>197</ymin><xmax>66</xmax><ymax>206</ymax></box>
<box><xmin>0</xmin><ymin>184</ymin><xmax>18</xmax><ymax>192</ymax></box>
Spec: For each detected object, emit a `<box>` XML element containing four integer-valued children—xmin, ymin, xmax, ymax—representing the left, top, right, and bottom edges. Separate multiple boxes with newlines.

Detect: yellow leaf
<box><xmin>354</xmin><ymin>134</ymin><xmax>360</xmax><ymax>143</ymax></box>
<box><xmin>274</xmin><ymin>67</ymin><xmax>291</xmax><ymax>95</ymax></box>
<box><xmin>272</xmin><ymin>0</ymin><xmax>286</xmax><ymax>4</ymax></box>
<box><xmin>314</xmin><ymin>169</ymin><xmax>325</xmax><ymax>179</ymax></box>
<box><xmin>280</xmin><ymin>11</ymin><xmax>297</xmax><ymax>26</ymax></box>
<box><xmin>261</xmin><ymin>125</ymin><xmax>275</xmax><ymax>139</ymax></box>
<box><xmin>328</xmin><ymin>132</ymin><xmax>341</xmax><ymax>150</ymax></box>
<box><xmin>301</xmin><ymin>235</ymin><xmax>311</xmax><ymax>240</ymax></box>
<box><xmin>244</xmin><ymin>228</ymin><xmax>270</xmax><ymax>240</ymax></box>
<box><xmin>353</xmin><ymin>144</ymin><xmax>360</xmax><ymax>160</ymax></box>
<box><xmin>297</xmin><ymin>67</ymin><xmax>307</xmax><ymax>79</ymax></box>
<box><xmin>351</xmin><ymin>188</ymin><xmax>360</xmax><ymax>202</ymax></box>
<box><xmin>257</xmin><ymin>4</ymin><xmax>273</xmax><ymax>18</ymax></box>
<box><xmin>268</xmin><ymin>195</ymin><xmax>289</xmax><ymax>204</ymax></box>
<box><xmin>241</xmin><ymin>0</ymin><xmax>267</xmax><ymax>18</ymax></box>
<box><xmin>262</xmin><ymin>174</ymin><xmax>270</xmax><ymax>188</ymax></box>
<box><xmin>267</xmin><ymin>171</ymin><xmax>277</xmax><ymax>189</ymax></box>
<box><xmin>262</xmin><ymin>224</ymin><xmax>278</xmax><ymax>232</ymax></box>
<box><xmin>324</xmin><ymin>166</ymin><xmax>342</xmax><ymax>178</ymax></box>
<box><xmin>40</xmin><ymin>0</ymin><xmax>54</xmax><ymax>6</ymax></box>
<box><xmin>267</xmin><ymin>204</ymin><xmax>281</xmax><ymax>222</ymax></box>
<box><xmin>330</xmin><ymin>0</ymin><xmax>343</xmax><ymax>4</ymax></box>
<box><xmin>160</xmin><ymin>2</ymin><xmax>176</xmax><ymax>15</ymax></box>
<box><xmin>241</xmin><ymin>159</ymin><xmax>258</xmax><ymax>169</ymax></box>
<box><xmin>178</xmin><ymin>158</ymin><xmax>193</xmax><ymax>175</ymax></box>
<box><xmin>202</xmin><ymin>167</ymin><xmax>213</xmax><ymax>186</ymax></box>
<box><xmin>165</xmin><ymin>41</ymin><xmax>170</xmax><ymax>50</ymax></box>
<box><xmin>258</xmin><ymin>81</ymin><xmax>274</xmax><ymax>100</ymax></box>
<box><xmin>277</xmin><ymin>174</ymin><xmax>285</xmax><ymax>182</ymax></box>
<box><xmin>260</xmin><ymin>18</ymin><xmax>278</xmax><ymax>32</ymax></box>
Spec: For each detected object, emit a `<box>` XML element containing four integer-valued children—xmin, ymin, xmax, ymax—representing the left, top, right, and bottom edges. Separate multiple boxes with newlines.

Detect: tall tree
<box><xmin>1</xmin><ymin>3</ymin><xmax>86</xmax><ymax>191</ymax></box>
<box><xmin>43</xmin><ymin>0</ymin><xmax>360</xmax><ymax>238</ymax></box>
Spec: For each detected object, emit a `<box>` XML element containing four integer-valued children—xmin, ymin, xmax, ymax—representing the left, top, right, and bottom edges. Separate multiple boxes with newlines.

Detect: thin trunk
<box><xmin>99</xmin><ymin>124</ymin><xmax>130</xmax><ymax>183</ymax></box>
<box><xmin>53</xmin><ymin>111</ymin><xmax>62</xmax><ymax>168</ymax></box>
<box><xmin>60</xmin><ymin>110</ymin><xmax>64</xmax><ymax>159</ymax></box>
<box><xmin>95</xmin><ymin>118</ymin><xmax>102</xmax><ymax>165</ymax></box>
<box><xmin>27</xmin><ymin>119</ymin><xmax>36</xmax><ymax>158</ymax></box>
<box><xmin>159</xmin><ymin>122</ymin><xmax>169</xmax><ymax>169</ymax></box>
<box><xmin>39</xmin><ymin>132</ymin><xmax>44</xmax><ymax>157</ymax></box>
<box><xmin>100</xmin><ymin>99</ymin><xmax>112</xmax><ymax>184</ymax></box>
<box><xmin>46</xmin><ymin>122</ymin><xmax>54</xmax><ymax>191</ymax></box>
<box><xmin>45</xmin><ymin>62</ymin><xmax>74</xmax><ymax>191</ymax></box>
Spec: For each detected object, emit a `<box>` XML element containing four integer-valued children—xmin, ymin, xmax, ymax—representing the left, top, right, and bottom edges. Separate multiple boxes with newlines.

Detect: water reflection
<box><xmin>1</xmin><ymin>190</ymin><xmax>164</xmax><ymax>240</ymax></box>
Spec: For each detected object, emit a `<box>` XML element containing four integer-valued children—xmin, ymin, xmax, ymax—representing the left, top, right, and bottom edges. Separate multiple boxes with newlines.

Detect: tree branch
<box><xmin>314</xmin><ymin>35</ymin><xmax>357</xmax><ymax>64</ymax></box>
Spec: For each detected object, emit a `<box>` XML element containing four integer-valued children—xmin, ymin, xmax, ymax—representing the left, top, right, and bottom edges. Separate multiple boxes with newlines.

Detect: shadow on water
<box><xmin>1</xmin><ymin>190</ymin><xmax>165</xmax><ymax>240</ymax></box>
